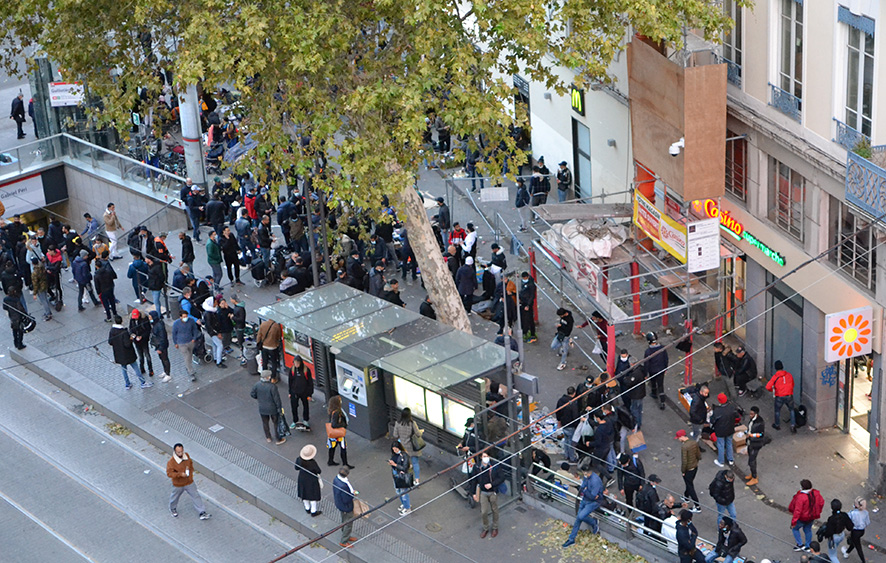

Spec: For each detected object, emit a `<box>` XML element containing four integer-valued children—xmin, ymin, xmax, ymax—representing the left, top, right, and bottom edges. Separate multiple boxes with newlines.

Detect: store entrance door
<box><xmin>838</xmin><ymin>355</ymin><xmax>873</xmax><ymax>446</ymax></box>
<box><xmin>767</xmin><ymin>277</ymin><xmax>804</xmax><ymax>401</ymax></box>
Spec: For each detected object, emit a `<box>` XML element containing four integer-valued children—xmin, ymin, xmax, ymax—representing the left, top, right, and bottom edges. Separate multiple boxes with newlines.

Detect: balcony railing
<box><xmin>769</xmin><ymin>83</ymin><xmax>802</xmax><ymax>122</ymax></box>
<box><xmin>846</xmin><ymin>145</ymin><xmax>886</xmax><ymax>218</ymax></box>
<box><xmin>712</xmin><ymin>53</ymin><xmax>742</xmax><ymax>87</ymax></box>
<box><xmin>833</xmin><ymin>118</ymin><xmax>871</xmax><ymax>152</ymax></box>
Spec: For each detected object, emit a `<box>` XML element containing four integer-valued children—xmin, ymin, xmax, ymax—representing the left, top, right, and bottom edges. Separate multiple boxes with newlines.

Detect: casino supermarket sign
<box><xmin>694</xmin><ymin>199</ymin><xmax>786</xmax><ymax>267</ymax></box>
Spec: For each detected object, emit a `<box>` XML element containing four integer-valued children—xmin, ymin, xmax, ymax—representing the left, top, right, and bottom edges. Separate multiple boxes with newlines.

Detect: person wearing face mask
<box><xmin>562</xmin><ymin>466</ymin><xmax>605</xmax><ymax>547</ymax></box>
<box><xmin>519</xmin><ymin>272</ymin><xmax>537</xmax><ymax>343</ymax></box>
<box><xmin>471</xmin><ymin>452</ymin><xmax>504</xmax><ymax>538</ymax></box>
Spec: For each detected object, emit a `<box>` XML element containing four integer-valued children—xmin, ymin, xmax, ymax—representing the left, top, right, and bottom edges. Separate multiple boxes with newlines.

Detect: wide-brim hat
<box><xmin>300</xmin><ymin>444</ymin><xmax>317</xmax><ymax>460</ymax></box>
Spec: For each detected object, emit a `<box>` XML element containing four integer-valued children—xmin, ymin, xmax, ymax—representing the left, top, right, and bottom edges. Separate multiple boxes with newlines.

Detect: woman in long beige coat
<box><xmin>392</xmin><ymin>407</ymin><xmax>424</xmax><ymax>484</ymax></box>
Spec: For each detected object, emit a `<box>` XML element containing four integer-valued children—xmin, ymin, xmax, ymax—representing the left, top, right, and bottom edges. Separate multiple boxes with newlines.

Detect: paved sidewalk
<box><xmin>0</xmin><ymin>167</ymin><xmax>881</xmax><ymax>562</ymax></box>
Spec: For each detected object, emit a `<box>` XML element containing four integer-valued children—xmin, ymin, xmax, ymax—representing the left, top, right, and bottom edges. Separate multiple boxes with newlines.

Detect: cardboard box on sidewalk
<box><xmin>733</xmin><ymin>425</ymin><xmax>748</xmax><ymax>447</ymax></box>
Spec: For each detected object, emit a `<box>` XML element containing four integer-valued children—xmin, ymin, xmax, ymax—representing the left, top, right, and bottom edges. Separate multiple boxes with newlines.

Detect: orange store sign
<box><xmin>693</xmin><ymin>199</ymin><xmax>785</xmax><ymax>267</ymax></box>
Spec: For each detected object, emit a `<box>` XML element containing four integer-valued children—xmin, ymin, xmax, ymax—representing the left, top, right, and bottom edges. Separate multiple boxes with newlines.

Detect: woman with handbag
<box><xmin>295</xmin><ymin>444</ymin><xmax>322</xmax><ymax>517</ymax></box>
<box><xmin>389</xmin><ymin>441</ymin><xmax>414</xmax><ymax>516</ymax></box>
<box><xmin>326</xmin><ymin>395</ymin><xmax>354</xmax><ymax>468</ymax></box>
<box><xmin>392</xmin><ymin>408</ymin><xmax>425</xmax><ymax>484</ymax></box>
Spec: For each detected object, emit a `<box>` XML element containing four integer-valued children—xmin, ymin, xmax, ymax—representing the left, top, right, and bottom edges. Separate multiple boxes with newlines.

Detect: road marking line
<box><xmin>0</xmin><ymin>487</ymin><xmax>95</xmax><ymax>562</ymax></box>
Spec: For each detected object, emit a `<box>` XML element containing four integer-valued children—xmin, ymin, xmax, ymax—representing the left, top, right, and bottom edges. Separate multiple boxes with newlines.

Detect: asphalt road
<box><xmin>0</xmin><ymin>366</ymin><xmax>328</xmax><ymax>563</ymax></box>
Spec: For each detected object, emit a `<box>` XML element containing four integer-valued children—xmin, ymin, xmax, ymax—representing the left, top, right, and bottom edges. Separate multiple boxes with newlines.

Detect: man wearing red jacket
<box><xmin>788</xmin><ymin>479</ymin><xmax>824</xmax><ymax>551</ymax></box>
<box><xmin>766</xmin><ymin>360</ymin><xmax>797</xmax><ymax>433</ymax></box>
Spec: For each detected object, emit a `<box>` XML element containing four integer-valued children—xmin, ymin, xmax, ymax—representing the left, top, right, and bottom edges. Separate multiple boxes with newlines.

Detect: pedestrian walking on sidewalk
<box><xmin>94</xmin><ymin>251</ymin><xmax>118</xmax><ymax>321</ymax></box>
<box><xmin>556</xmin><ymin>161</ymin><xmax>572</xmax><ymax>202</ymax></box>
<box><xmin>332</xmin><ymin>467</ymin><xmax>358</xmax><ymax>548</ymax></box>
<box><xmin>108</xmin><ymin>315</ymin><xmax>150</xmax><ymax>390</ymax></box>
<box><xmin>129</xmin><ymin>309</ymin><xmax>154</xmax><ymax>377</ymax></box>
<box><xmin>295</xmin><ymin>445</ymin><xmax>322</xmax><ymax>517</ymax></box>
<box><xmin>766</xmin><ymin>360</ymin><xmax>797</xmax><ymax>433</ymax></box>
<box><xmin>519</xmin><ymin>272</ymin><xmax>537</xmax><ymax>342</ymax></box>
<box><xmin>149</xmin><ymin>310</ymin><xmax>172</xmax><ymax>382</ymax></box>
<box><xmin>844</xmin><ymin>497</ymin><xmax>870</xmax><ymax>562</ymax></box>
<box><xmin>3</xmin><ymin>287</ymin><xmax>27</xmax><ymax>350</ymax></box>
<box><xmin>288</xmin><ymin>355</ymin><xmax>313</xmax><ymax>429</ymax></box>
<box><xmin>102</xmin><ymin>203</ymin><xmax>123</xmax><ymax>259</ymax></box>
<box><xmin>552</xmin><ymin>307</ymin><xmax>574</xmax><ymax>371</ymax></box>
<box><xmin>676</xmin><ymin>429</ymin><xmax>702</xmax><ymax>512</ymax></box>
<box><xmin>472</xmin><ymin>452</ymin><xmax>504</xmax><ymax>538</ymax></box>
<box><xmin>616</xmin><ymin>452</ymin><xmax>644</xmax><ymax>507</ymax></box>
<box><xmin>251</xmin><ymin>370</ymin><xmax>286</xmax><ymax>445</ymax></box>
<box><xmin>790</xmin><ymin>479</ymin><xmax>826</xmax><ymax>551</ymax></box>
<box><xmin>30</xmin><ymin>259</ymin><xmax>52</xmax><ymax>321</ymax></box>
<box><xmin>745</xmin><ymin>406</ymin><xmax>766</xmax><ymax>486</ymax></box>
<box><xmin>172</xmin><ymin>309</ymin><xmax>200</xmax><ymax>382</ymax></box>
<box><xmin>389</xmin><ymin>441</ymin><xmax>414</xmax><ymax>516</ymax></box>
<box><xmin>391</xmin><ymin>408</ymin><xmax>423</xmax><ymax>484</ymax></box>
<box><xmin>710</xmin><ymin>393</ymin><xmax>736</xmax><ymax>467</ymax></box>
<box><xmin>708</xmin><ymin>469</ymin><xmax>737</xmax><ymax>525</ymax></box>
<box><xmin>10</xmin><ymin>92</ymin><xmax>25</xmax><ymax>139</ymax></box>
<box><xmin>515</xmin><ymin>178</ymin><xmax>530</xmax><ymax>232</ymax></box>
<box><xmin>326</xmin><ymin>395</ymin><xmax>353</xmax><ymax>467</ymax></box>
<box><xmin>166</xmin><ymin>443</ymin><xmax>211</xmax><ymax>520</ymax></box>
<box><xmin>819</xmin><ymin>499</ymin><xmax>853</xmax><ymax>562</ymax></box>
<box><xmin>72</xmin><ymin>249</ymin><xmax>100</xmax><ymax>311</ymax></box>
<box><xmin>555</xmin><ymin>386</ymin><xmax>580</xmax><ymax>463</ymax></box>
<box><xmin>644</xmin><ymin>331</ymin><xmax>668</xmax><ymax>410</ymax></box>
<box><xmin>562</xmin><ymin>466</ymin><xmax>604</xmax><ymax>547</ymax></box>
<box><xmin>256</xmin><ymin>318</ymin><xmax>282</xmax><ymax>381</ymax></box>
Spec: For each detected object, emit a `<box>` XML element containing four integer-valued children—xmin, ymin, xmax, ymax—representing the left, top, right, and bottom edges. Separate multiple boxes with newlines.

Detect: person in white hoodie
<box><xmin>844</xmin><ymin>497</ymin><xmax>871</xmax><ymax>562</ymax></box>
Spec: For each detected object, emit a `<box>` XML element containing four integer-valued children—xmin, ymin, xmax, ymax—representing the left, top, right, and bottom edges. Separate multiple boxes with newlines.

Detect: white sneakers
<box><xmin>161</xmin><ymin>374</ymin><xmax>172</xmax><ymax>383</ymax></box>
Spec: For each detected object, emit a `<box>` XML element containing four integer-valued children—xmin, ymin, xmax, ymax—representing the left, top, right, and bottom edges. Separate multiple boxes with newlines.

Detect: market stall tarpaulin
<box><xmin>633</xmin><ymin>190</ymin><xmax>687</xmax><ymax>262</ymax></box>
<box><xmin>824</xmin><ymin>306</ymin><xmax>873</xmax><ymax>363</ymax></box>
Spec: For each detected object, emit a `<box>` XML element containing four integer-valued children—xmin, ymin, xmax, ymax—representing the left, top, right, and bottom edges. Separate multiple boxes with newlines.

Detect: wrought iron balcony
<box><xmin>712</xmin><ymin>53</ymin><xmax>741</xmax><ymax>87</ymax></box>
<box><xmin>833</xmin><ymin>118</ymin><xmax>870</xmax><ymax>151</ymax></box>
<box><xmin>846</xmin><ymin>145</ymin><xmax>886</xmax><ymax>218</ymax></box>
<box><xmin>768</xmin><ymin>83</ymin><xmax>801</xmax><ymax>122</ymax></box>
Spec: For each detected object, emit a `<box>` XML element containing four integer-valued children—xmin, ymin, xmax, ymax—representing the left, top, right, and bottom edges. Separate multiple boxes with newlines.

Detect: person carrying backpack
<box><xmin>818</xmin><ymin>499</ymin><xmax>853</xmax><ymax>562</ymax></box>
<box><xmin>789</xmin><ymin>479</ymin><xmax>825</xmax><ymax>551</ymax></box>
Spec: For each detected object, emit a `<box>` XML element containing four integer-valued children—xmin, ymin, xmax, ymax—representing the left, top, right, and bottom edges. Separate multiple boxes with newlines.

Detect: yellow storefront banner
<box><xmin>632</xmin><ymin>191</ymin><xmax>687</xmax><ymax>263</ymax></box>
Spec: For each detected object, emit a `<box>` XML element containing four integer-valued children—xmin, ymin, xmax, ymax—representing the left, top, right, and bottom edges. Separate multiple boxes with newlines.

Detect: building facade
<box><xmin>712</xmin><ymin>0</ymin><xmax>886</xmax><ymax>488</ymax></box>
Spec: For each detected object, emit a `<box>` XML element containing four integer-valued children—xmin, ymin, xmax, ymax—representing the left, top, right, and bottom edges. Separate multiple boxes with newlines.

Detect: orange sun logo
<box><xmin>829</xmin><ymin>313</ymin><xmax>871</xmax><ymax>358</ymax></box>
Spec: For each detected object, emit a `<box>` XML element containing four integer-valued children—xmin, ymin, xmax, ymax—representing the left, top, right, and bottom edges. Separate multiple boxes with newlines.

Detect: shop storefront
<box><xmin>694</xmin><ymin>197</ymin><xmax>881</xmax><ymax>432</ymax></box>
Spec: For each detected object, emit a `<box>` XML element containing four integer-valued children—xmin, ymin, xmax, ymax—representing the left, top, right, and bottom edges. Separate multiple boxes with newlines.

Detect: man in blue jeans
<box><xmin>766</xmin><ymin>360</ymin><xmax>797</xmax><ymax>433</ymax></box>
<box><xmin>562</xmin><ymin>467</ymin><xmax>605</xmax><ymax>547</ymax></box>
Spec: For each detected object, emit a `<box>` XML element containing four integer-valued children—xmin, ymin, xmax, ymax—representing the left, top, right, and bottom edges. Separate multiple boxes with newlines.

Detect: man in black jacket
<box><xmin>713</xmin><ymin>342</ymin><xmax>736</xmax><ymax>380</ymax></box>
<box><xmin>710</xmin><ymin>393</ymin><xmax>736</xmax><ymax>467</ymax></box>
<box><xmin>676</xmin><ymin>509</ymin><xmax>705</xmax><ymax>563</ymax></box>
<box><xmin>205</xmin><ymin>194</ymin><xmax>227</xmax><ymax>239</ymax></box>
<box><xmin>471</xmin><ymin>453</ymin><xmax>504</xmax><ymax>538</ymax></box>
<box><xmin>709</xmin><ymin>469</ymin><xmax>737</xmax><ymax>525</ymax></box>
<box><xmin>635</xmin><ymin>474</ymin><xmax>662</xmax><ymax>532</ymax></box>
<box><xmin>644</xmin><ymin>332</ymin><xmax>668</xmax><ymax>410</ymax></box>
<box><xmin>108</xmin><ymin>315</ymin><xmax>150</xmax><ymax>389</ymax></box>
<box><xmin>591</xmin><ymin>411</ymin><xmax>615</xmax><ymax>482</ymax></box>
<box><xmin>732</xmin><ymin>346</ymin><xmax>757</xmax><ymax>395</ymax></box>
<box><xmin>615</xmin><ymin>452</ymin><xmax>644</xmax><ymax>507</ymax></box>
<box><xmin>553</xmin><ymin>307</ymin><xmax>574</xmax><ymax>371</ymax></box>
<box><xmin>519</xmin><ymin>272</ymin><xmax>537</xmax><ymax>343</ymax></box>
<box><xmin>622</xmin><ymin>363</ymin><xmax>646</xmax><ymax>429</ymax></box>
<box><xmin>419</xmin><ymin>295</ymin><xmax>436</xmax><ymax>320</ymax></box>
<box><xmin>94</xmin><ymin>253</ymin><xmax>118</xmax><ymax>322</ymax></box>
<box><xmin>555</xmin><ymin>387</ymin><xmax>579</xmax><ymax>463</ymax></box>
<box><xmin>710</xmin><ymin>517</ymin><xmax>747</xmax><ymax>563</ymax></box>
<box><xmin>745</xmin><ymin>405</ymin><xmax>765</xmax><ymax>486</ymax></box>
<box><xmin>288</xmin><ymin>355</ymin><xmax>313</xmax><ymax>429</ymax></box>
<box><xmin>10</xmin><ymin>93</ymin><xmax>25</xmax><ymax>138</ymax></box>
<box><xmin>686</xmin><ymin>383</ymin><xmax>710</xmax><ymax>442</ymax></box>
<box><xmin>3</xmin><ymin>287</ymin><xmax>26</xmax><ymax>349</ymax></box>
<box><xmin>178</xmin><ymin>232</ymin><xmax>195</xmax><ymax>272</ymax></box>
<box><xmin>257</xmin><ymin>215</ymin><xmax>274</xmax><ymax>270</ymax></box>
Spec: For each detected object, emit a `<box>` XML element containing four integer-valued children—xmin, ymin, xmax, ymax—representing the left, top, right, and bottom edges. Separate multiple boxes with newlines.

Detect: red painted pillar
<box><xmin>631</xmin><ymin>262</ymin><xmax>641</xmax><ymax>335</ymax></box>
<box><xmin>661</xmin><ymin>288</ymin><xmax>669</xmax><ymax>327</ymax></box>
<box><xmin>601</xmin><ymin>266</ymin><xmax>609</xmax><ymax>296</ymax></box>
<box><xmin>528</xmin><ymin>249</ymin><xmax>539</xmax><ymax>324</ymax></box>
<box><xmin>607</xmin><ymin>324</ymin><xmax>616</xmax><ymax>376</ymax></box>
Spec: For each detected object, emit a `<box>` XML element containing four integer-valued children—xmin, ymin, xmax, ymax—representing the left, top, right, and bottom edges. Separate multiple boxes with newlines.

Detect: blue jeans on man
<box><xmin>630</xmin><ymin>399</ymin><xmax>643</xmax><ymax>430</ymax></box>
<box><xmin>188</xmin><ymin>209</ymin><xmax>202</xmax><ymax>241</ymax></box>
<box><xmin>120</xmin><ymin>362</ymin><xmax>146</xmax><ymax>388</ymax></box>
<box><xmin>774</xmin><ymin>395</ymin><xmax>796</xmax><ymax>429</ymax></box>
<box><xmin>705</xmin><ymin>553</ymin><xmax>735</xmax><ymax>563</ymax></box>
<box><xmin>792</xmin><ymin>520</ymin><xmax>813</xmax><ymax>548</ymax></box>
<box><xmin>551</xmin><ymin>335</ymin><xmax>569</xmax><ymax>364</ymax></box>
<box><xmin>716</xmin><ymin>501</ymin><xmax>737</xmax><ymax>526</ymax></box>
<box><xmin>716</xmin><ymin>435</ymin><xmax>734</xmax><ymax>465</ymax></box>
<box><xmin>566</xmin><ymin>499</ymin><xmax>599</xmax><ymax>542</ymax></box>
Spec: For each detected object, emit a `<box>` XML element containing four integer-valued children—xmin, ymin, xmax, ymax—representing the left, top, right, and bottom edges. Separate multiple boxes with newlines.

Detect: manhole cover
<box><xmin>426</xmin><ymin>522</ymin><xmax>443</xmax><ymax>532</ymax></box>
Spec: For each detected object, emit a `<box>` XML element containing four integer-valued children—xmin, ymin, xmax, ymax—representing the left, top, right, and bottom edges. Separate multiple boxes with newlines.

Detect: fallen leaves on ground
<box><xmin>527</xmin><ymin>518</ymin><xmax>647</xmax><ymax>562</ymax></box>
